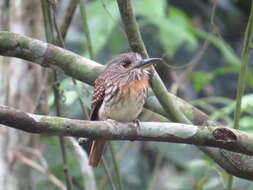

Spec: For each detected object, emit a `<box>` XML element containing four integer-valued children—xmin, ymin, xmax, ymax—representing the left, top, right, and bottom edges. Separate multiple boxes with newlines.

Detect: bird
<box><xmin>88</xmin><ymin>52</ymin><xmax>162</xmax><ymax>167</ymax></box>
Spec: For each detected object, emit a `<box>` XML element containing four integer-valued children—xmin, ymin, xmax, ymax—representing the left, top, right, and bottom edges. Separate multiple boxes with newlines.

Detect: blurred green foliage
<box><xmin>136</xmin><ymin>0</ymin><xmax>198</xmax><ymax>56</ymax></box>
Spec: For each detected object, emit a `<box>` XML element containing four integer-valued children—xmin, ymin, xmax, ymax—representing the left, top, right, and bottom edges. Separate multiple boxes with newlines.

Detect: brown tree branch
<box><xmin>1</xmin><ymin>105</ymin><xmax>253</xmax><ymax>164</ymax></box>
<box><xmin>60</xmin><ymin>0</ymin><xmax>79</xmax><ymax>40</ymax></box>
<box><xmin>0</xmin><ymin>31</ymin><xmax>102</xmax><ymax>85</ymax></box>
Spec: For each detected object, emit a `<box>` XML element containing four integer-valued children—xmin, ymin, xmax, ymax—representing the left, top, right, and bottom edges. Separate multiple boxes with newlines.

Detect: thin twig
<box><xmin>170</xmin><ymin>0</ymin><xmax>218</xmax><ymax>94</ymax></box>
<box><xmin>68</xmin><ymin>137</ymin><xmax>97</xmax><ymax>190</ymax></box>
<box><xmin>52</xmin><ymin>0</ymin><xmax>98</xmax><ymax>186</ymax></box>
<box><xmin>147</xmin><ymin>151</ymin><xmax>163</xmax><ymax>190</ymax></box>
<box><xmin>170</xmin><ymin>33</ymin><xmax>212</xmax><ymax>94</ymax></box>
<box><xmin>101</xmin><ymin>157</ymin><xmax>117</xmax><ymax>190</ymax></box>
<box><xmin>55</xmin><ymin>0</ymin><xmax>91</xmax><ymax>120</ymax></box>
<box><xmin>72</xmin><ymin>78</ymin><xmax>90</xmax><ymax>119</ymax></box>
<box><xmin>60</xmin><ymin>0</ymin><xmax>79</xmax><ymax>40</ymax></box>
<box><xmin>40</xmin><ymin>0</ymin><xmax>54</xmax><ymax>43</ymax></box>
<box><xmin>228</xmin><ymin>1</ymin><xmax>253</xmax><ymax>190</ymax></box>
<box><xmin>99</xmin><ymin>142</ymin><xmax>133</xmax><ymax>187</ymax></box>
<box><xmin>210</xmin><ymin>0</ymin><xmax>218</xmax><ymax>27</ymax></box>
<box><xmin>20</xmin><ymin>147</ymin><xmax>49</xmax><ymax>169</ymax></box>
<box><xmin>233</xmin><ymin>2</ymin><xmax>253</xmax><ymax>130</ymax></box>
<box><xmin>15</xmin><ymin>152</ymin><xmax>66</xmax><ymax>190</ymax></box>
<box><xmin>79</xmin><ymin>0</ymin><xmax>94</xmax><ymax>59</ymax></box>
<box><xmin>31</xmin><ymin>70</ymin><xmax>49</xmax><ymax>113</ymax></box>
<box><xmin>226</xmin><ymin>175</ymin><xmax>233</xmax><ymax>190</ymax></box>
<box><xmin>58</xmin><ymin>136</ymin><xmax>73</xmax><ymax>190</ymax></box>
<box><xmin>53</xmin><ymin>2</ymin><xmax>96</xmax><ymax>190</ymax></box>
<box><xmin>41</xmin><ymin>1</ymin><xmax>73</xmax><ymax>189</ymax></box>
<box><xmin>108</xmin><ymin>142</ymin><xmax>123</xmax><ymax>190</ymax></box>
<box><xmin>52</xmin><ymin>7</ymin><xmax>74</xmax><ymax>190</ymax></box>
<box><xmin>100</xmin><ymin>0</ymin><xmax>125</xmax><ymax>35</ymax></box>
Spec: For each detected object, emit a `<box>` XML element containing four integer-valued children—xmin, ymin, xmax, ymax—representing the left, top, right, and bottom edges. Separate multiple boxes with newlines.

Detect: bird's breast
<box><xmin>98</xmin><ymin>77</ymin><xmax>149</xmax><ymax>122</ymax></box>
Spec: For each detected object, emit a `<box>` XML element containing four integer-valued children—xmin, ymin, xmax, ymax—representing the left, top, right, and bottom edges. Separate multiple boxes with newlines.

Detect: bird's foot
<box><xmin>133</xmin><ymin>119</ymin><xmax>141</xmax><ymax>129</ymax></box>
<box><xmin>78</xmin><ymin>137</ymin><xmax>89</xmax><ymax>145</ymax></box>
<box><xmin>78</xmin><ymin>138</ymin><xmax>92</xmax><ymax>154</ymax></box>
<box><xmin>105</xmin><ymin>118</ymin><xmax>117</xmax><ymax>125</ymax></box>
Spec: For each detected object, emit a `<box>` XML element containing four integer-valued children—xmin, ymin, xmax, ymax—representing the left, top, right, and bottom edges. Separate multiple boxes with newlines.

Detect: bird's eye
<box><xmin>122</xmin><ymin>61</ymin><xmax>131</xmax><ymax>68</ymax></box>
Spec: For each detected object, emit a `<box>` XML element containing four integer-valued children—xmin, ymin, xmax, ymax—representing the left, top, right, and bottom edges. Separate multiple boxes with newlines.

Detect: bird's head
<box><xmin>106</xmin><ymin>52</ymin><xmax>162</xmax><ymax>73</ymax></box>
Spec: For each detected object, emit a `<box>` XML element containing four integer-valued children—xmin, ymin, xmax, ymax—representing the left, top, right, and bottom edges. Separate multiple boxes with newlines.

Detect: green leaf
<box><xmin>135</xmin><ymin>2</ymin><xmax>198</xmax><ymax>56</ymax></box>
<box><xmin>86</xmin><ymin>0</ymin><xmax>119</xmax><ymax>54</ymax></box>
<box><xmin>193</xmin><ymin>29</ymin><xmax>240</xmax><ymax>66</ymax></box>
<box><xmin>240</xmin><ymin>116</ymin><xmax>253</xmax><ymax>131</ymax></box>
<box><xmin>135</xmin><ymin>0</ymin><xmax>165</xmax><ymax>18</ymax></box>
<box><xmin>190</xmin><ymin>71</ymin><xmax>214</xmax><ymax>92</ymax></box>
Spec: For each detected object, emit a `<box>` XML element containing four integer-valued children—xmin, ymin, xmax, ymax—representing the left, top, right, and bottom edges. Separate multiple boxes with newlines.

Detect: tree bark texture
<box><xmin>1</xmin><ymin>105</ymin><xmax>253</xmax><ymax>181</ymax></box>
<box><xmin>0</xmin><ymin>1</ymin><xmax>43</xmax><ymax>189</ymax></box>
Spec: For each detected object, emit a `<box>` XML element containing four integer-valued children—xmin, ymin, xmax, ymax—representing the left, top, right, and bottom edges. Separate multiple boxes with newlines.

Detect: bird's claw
<box><xmin>78</xmin><ymin>138</ymin><xmax>89</xmax><ymax>145</ymax></box>
<box><xmin>133</xmin><ymin>119</ymin><xmax>141</xmax><ymax>129</ymax></box>
<box><xmin>106</xmin><ymin>118</ymin><xmax>117</xmax><ymax>125</ymax></box>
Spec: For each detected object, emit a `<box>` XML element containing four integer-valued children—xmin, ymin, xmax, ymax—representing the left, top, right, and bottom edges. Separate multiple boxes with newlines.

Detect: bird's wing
<box><xmin>89</xmin><ymin>76</ymin><xmax>107</xmax><ymax>167</ymax></box>
<box><xmin>90</xmin><ymin>77</ymin><xmax>105</xmax><ymax>121</ymax></box>
<box><xmin>82</xmin><ymin>76</ymin><xmax>105</xmax><ymax>154</ymax></box>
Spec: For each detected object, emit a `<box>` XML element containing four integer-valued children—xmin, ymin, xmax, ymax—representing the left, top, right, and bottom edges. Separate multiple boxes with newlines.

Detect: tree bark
<box><xmin>0</xmin><ymin>0</ymin><xmax>43</xmax><ymax>189</ymax></box>
<box><xmin>1</xmin><ymin>106</ymin><xmax>253</xmax><ymax>166</ymax></box>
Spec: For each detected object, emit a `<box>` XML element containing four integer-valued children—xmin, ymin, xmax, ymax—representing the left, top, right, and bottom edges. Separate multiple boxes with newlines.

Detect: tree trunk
<box><xmin>0</xmin><ymin>0</ymin><xmax>44</xmax><ymax>189</ymax></box>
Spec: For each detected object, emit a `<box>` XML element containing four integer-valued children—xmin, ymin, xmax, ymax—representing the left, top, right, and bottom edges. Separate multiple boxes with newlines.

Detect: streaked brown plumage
<box><xmin>89</xmin><ymin>52</ymin><xmax>162</xmax><ymax>167</ymax></box>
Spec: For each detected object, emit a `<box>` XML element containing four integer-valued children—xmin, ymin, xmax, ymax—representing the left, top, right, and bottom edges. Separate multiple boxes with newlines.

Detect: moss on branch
<box><xmin>1</xmin><ymin>105</ymin><xmax>253</xmax><ymax>163</ymax></box>
<box><xmin>0</xmin><ymin>31</ymin><xmax>102</xmax><ymax>85</ymax></box>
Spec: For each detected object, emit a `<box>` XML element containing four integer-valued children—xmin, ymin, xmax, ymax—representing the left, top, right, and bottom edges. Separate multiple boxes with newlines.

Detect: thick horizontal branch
<box><xmin>0</xmin><ymin>31</ymin><xmax>103</xmax><ymax>85</ymax></box>
<box><xmin>1</xmin><ymin>105</ymin><xmax>253</xmax><ymax>157</ymax></box>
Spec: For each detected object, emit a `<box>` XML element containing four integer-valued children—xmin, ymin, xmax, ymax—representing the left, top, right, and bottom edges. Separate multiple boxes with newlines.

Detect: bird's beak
<box><xmin>131</xmin><ymin>58</ymin><xmax>163</xmax><ymax>69</ymax></box>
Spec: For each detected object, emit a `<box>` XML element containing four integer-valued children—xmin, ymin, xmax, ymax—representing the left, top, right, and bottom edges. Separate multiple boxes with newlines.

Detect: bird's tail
<box><xmin>88</xmin><ymin>140</ymin><xmax>106</xmax><ymax>167</ymax></box>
